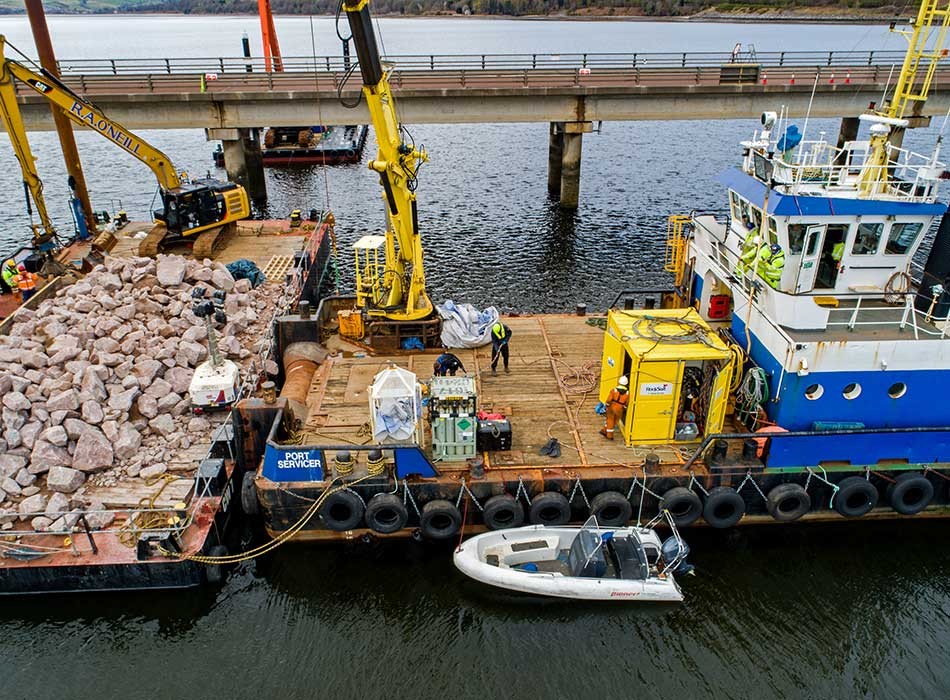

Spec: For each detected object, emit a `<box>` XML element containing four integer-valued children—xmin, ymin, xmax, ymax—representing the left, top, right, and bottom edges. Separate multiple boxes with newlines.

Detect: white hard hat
<box><xmin>619</xmin><ymin>376</ymin><xmax>629</xmax><ymax>386</ymax></box>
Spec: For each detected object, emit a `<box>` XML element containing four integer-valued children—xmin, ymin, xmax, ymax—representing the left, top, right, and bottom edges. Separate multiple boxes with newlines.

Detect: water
<box><xmin>1</xmin><ymin>16</ymin><xmax>950</xmax><ymax>699</ymax></box>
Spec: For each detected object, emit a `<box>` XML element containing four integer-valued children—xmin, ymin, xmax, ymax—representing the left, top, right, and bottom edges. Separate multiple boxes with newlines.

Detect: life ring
<box><xmin>833</xmin><ymin>476</ymin><xmax>879</xmax><ymax>518</ymax></box>
<box><xmin>590</xmin><ymin>491</ymin><xmax>632</xmax><ymax>526</ymax></box>
<box><xmin>364</xmin><ymin>493</ymin><xmax>409</xmax><ymax>534</ymax></box>
<box><xmin>886</xmin><ymin>472</ymin><xmax>933</xmax><ymax>516</ymax></box>
<box><xmin>482</xmin><ymin>494</ymin><xmax>525</xmax><ymax>530</ymax></box>
<box><xmin>241</xmin><ymin>471</ymin><xmax>259</xmax><ymax>516</ymax></box>
<box><xmin>204</xmin><ymin>544</ymin><xmax>228</xmax><ymax>584</ymax></box>
<box><xmin>659</xmin><ymin>486</ymin><xmax>703</xmax><ymax>526</ymax></box>
<box><xmin>318</xmin><ymin>489</ymin><xmax>365</xmax><ymax>531</ymax></box>
<box><xmin>703</xmin><ymin>486</ymin><xmax>745</xmax><ymax>528</ymax></box>
<box><xmin>528</xmin><ymin>491</ymin><xmax>571</xmax><ymax>526</ymax></box>
<box><xmin>420</xmin><ymin>499</ymin><xmax>462</xmax><ymax>540</ymax></box>
<box><xmin>766</xmin><ymin>483</ymin><xmax>810</xmax><ymax>522</ymax></box>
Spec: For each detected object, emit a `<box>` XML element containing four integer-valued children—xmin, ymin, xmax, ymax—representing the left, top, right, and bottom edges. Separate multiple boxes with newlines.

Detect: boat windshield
<box><xmin>567</xmin><ymin>516</ymin><xmax>607</xmax><ymax>577</ymax></box>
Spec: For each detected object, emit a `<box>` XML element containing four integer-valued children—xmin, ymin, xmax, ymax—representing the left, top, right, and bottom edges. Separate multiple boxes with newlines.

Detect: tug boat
<box><xmin>453</xmin><ymin>514</ymin><xmax>691</xmax><ymax>601</ymax></box>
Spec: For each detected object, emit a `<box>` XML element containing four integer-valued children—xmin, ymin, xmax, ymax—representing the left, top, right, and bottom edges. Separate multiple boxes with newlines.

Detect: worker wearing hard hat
<box><xmin>735</xmin><ymin>220</ymin><xmax>760</xmax><ymax>279</ymax></box>
<box><xmin>490</xmin><ymin>322</ymin><xmax>512</xmax><ymax>376</ymax></box>
<box><xmin>16</xmin><ymin>264</ymin><xmax>36</xmax><ymax>301</ymax></box>
<box><xmin>757</xmin><ymin>241</ymin><xmax>786</xmax><ymax>290</ymax></box>
<box><xmin>600</xmin><ymin>376</ymin><xmax>630</xmax><ymax>441</ymax></box>
<box><xmin>1</xmin><ymin>259</ymin><xmax>18</xmax><ymax>295</ymax></box>
<box><xmin>433</xmin><ymin>351</ymin><xmax>466</xmax><ymax>377</ymax></box>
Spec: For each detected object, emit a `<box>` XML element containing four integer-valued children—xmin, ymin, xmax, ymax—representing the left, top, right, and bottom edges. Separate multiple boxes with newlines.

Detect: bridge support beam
<box><xmin>559</xmin><ymin>121</ymin><xmax>592</xmax><ymax>210</ymax></box>
<box><xmin>216</xmin><ymin>128</ymin><xmax>267</xmax><ymax>202</ymax></box>
<box><xmin>547</xmin><ymin>122</ymin><xmax>564</xmax><ymax>197</ymax></box>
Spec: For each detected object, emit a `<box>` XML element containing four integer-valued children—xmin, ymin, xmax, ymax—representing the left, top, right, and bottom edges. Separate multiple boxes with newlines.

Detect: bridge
<box><xmin>8</xmin><ymin>49</ymin><xmax>950</xmax><ymax>207</ymax></box>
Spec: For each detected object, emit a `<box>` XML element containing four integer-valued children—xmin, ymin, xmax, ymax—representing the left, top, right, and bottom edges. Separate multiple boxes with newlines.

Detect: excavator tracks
<box><xmin>192</xmin><ymin>224</ymin><xmax>234</xmax><ymax>260</ymax></box>
<box><xmin>137</xmin><ymin>224</ymin><xmax>234</xmax><ymax>260</ymax></box>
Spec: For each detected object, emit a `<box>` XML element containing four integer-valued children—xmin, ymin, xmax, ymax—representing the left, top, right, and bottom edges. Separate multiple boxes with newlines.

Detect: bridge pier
<box><xmin>209</xmin><ymin>128</ymin><xmax>267</xmax><ymax>202</ymax></box>
<box><xmin>553</xmin><ymin>121</ymin><xmax>592</xmax><ymax>210</ymax></box>
<box><xmin>547</xmin><ymin>122</ymin><xmax>564</xmax><ymax>197</ymax></box>
<box><xmin>834</xmin><ymin>116</ymin><xmax>860</xmax><ymax>163</ymax></box>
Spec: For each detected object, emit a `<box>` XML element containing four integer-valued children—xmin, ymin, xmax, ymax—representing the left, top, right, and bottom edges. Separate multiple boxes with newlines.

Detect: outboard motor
<box><xmin>661</xmin><ymin>536</ymin><xmax>694</xmax><ymax>576</ymax></box>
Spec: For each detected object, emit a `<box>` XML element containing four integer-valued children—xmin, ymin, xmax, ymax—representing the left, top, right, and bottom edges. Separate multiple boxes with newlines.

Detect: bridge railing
<box><xmin>47</xmin><ymin>49</ymin><xmax>911</xmax><ymax>76</ymax></box>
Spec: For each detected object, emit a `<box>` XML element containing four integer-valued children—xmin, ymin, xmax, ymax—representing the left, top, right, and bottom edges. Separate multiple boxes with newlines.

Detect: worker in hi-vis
<box><xmin>600</xmin><ymin>376</ymin><xmax>630</xmax><ymax>440</ymax></box>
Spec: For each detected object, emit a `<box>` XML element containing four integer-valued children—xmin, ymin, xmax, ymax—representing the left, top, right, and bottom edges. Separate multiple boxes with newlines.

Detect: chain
<box><xmin>402</xmin><ymin>479</ymin><xmax>421</xmax><ymax>519</ymax></box>
<box><xmin>568</xmin><ymin>478</ymin><xmax>590</xmax><ymax>509</ymax></box>
<box><xmin>455</xmin><ymin>479</ymin><xmax>484</xmax><ymax>512</ymax></box>
<box><xmin>514</xmin><ymin>475</ymin><xmax>533</xmax><ymax>506</ymax></box>
<box><xmin>805</xmin><ymin>467</ymin><xmax>841</xmax><ymax>508</ymax></box>
<box><xmin>687</xmin><ymin>473</ymin><xmax>709</xmax><ymax>496</ymax></box>
<box><xmin>734</xmin><ymin>470</ymin><xmax>767</xmax><ymax>502</ymax></box>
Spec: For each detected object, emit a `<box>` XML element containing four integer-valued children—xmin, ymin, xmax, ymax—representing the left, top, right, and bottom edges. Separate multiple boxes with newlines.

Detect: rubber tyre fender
<box><xmin>420</xmin><ymin>499</ymin><xmax>463</xmax><ymax>540</ymax></box>
<box><xmin>364</xmin><ymin>493</ymin><xmax>409</xmax><ymax>534</ymax></box>
<box><xmin>528</xmin><ymin>491</ymin><xmax>572</xmax><ymax>526</ymax></box>
<box><xmin>482</xmin><ymin>494</ymin><xmax>525</xmax><ymax>531</ymax></box>
<box><xmin>766</xmin><ymin>483</ymin><xmax>811</xmax><ymax>523</ymax></box>
<box><xmin>590</xmin><ymin>491</ymin><xmax>632</xmax><ymax>527</ymax></box>
<box><xmin>319</xmin><ymin>489</ymin><xmax>365</xmax><ymax>531</ymax></box>
<box><xmin>703</xmin><ymin>486</ymin><xmax>746</xmax><ymax>529</ymax></box>
<box><xmin>241</xmin><ymin>471</ymin><xmax>259</xmax><ymax>517</ymax></box>
<box><xmin>660</xmin><ymin>486</ymin><xmax>703</xmax><ymax>527</ymax></box>
<box><xmin>886</xmin><ymin>472</ymin><xmax>934</xmax><ymax>516</ymax></box>
<box><xmin>204</xmin><ymin>544</ymin><xmax>228</xmax><ymax>585</ymax></box>
<box><xmin>834</xmin><ymin>476</ymin><xmax>879</xmax><ymax>518</ymax></box>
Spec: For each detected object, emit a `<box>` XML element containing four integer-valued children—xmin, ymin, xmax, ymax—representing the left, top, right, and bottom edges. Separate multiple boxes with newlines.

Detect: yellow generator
<box><xmin>599</xmin><ymin>308</ymin><xmax>733</xmax><ymax>445</ymax></box>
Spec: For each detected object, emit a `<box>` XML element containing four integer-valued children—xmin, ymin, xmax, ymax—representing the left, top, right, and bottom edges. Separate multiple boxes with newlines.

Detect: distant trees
<box><xmin>111</xmin><ymin>0</ymin><xmax>905</xmax><ymax>17</ymax></box>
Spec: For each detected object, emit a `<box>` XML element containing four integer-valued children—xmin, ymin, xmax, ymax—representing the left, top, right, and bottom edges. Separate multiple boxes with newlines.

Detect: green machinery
<box><xmin>429</xmin><ymin>376</ymin><xmax>477</xmax><ymax>460</ymax></box>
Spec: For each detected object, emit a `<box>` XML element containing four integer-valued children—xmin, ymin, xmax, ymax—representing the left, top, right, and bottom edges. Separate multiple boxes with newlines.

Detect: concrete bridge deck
<box><xmin>9</xmin><ymin>50</ymin><xmax>950</xmax><ymax>130</ymax></box>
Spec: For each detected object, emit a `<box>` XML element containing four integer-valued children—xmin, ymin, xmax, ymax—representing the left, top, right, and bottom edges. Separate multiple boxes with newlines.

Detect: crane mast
<box><xmin>860</xmin><ymin>0</ymin><xmax>950</xmax><ymax>193</ymax></box>
<box><xmin>342</xmin><ymin>0</ymin><xmax>432</xmax><ymax>321</ymax></box>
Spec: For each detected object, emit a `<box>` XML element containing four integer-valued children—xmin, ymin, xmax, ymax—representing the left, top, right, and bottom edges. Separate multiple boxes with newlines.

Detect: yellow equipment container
<box><xmin>598</xmin><ymin>308</ymin><xmax>733</xmax><ymax>445</ymax></box>
<box><xmin>338</xmin><ymin>309</ymin><xmax>365</xmax><ymax>339</ymax></box>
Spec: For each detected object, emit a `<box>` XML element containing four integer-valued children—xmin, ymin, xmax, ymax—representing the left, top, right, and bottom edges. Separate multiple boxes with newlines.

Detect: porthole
<box><xmin>842</xmin><ymin>383</ymin><xmax>862</xmax><ymax>400</ymax></box>
<box><xmin>888</xmin><ymin>382</ymin><xmax>907</xmax><ymax>399</ymax></box>
<box><xmin>804</xmin><ymin>383</ymin><xmax>824</xmax><ymax>400</ymax></box>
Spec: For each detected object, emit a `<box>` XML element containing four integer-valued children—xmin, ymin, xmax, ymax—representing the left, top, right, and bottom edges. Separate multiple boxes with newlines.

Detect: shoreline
<box><xmin>0</xmin><ymin>10</ymin><xmax>905</xmax><ymax>25</ymax></box>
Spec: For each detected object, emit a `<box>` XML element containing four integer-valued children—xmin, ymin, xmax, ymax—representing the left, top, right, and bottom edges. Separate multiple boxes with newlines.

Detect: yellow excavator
<box><xmin>342</xmin><ymin>0</ymin><xmax>432</xmax><ymax>322</ymax></box>
<box><xmin>0</xmin><ymin>35</ymin><xmax>250</xmax><ymax>258</ymax></box>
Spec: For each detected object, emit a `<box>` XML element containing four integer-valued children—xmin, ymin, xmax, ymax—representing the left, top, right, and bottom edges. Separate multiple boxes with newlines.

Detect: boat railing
<box><xmin>823</xmin><ymin>291</ymin><xmax>950</xmax><ymax>339</ymax></box>
<box><xmin>744</xmin><ymin>135</ymin><xmax>944</xmax><ymax>202</ymax></box>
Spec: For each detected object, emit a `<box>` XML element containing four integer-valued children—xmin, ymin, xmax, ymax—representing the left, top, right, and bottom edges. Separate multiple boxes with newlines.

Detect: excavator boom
<box><xmin>0</xmin><ymin>35</ymin><xmax>249</xmax><ymax>244</ymax></box>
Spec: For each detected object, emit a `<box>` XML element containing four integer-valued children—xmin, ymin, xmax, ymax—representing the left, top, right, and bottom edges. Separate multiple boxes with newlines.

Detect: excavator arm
<box><xmin>0</xmin><ymin>35</ymin><xmax>249</xmax><ymax>244</ymax></box>
<box><xmin>0</xmin><ymin>51</ymin><xmax>56</xmax><ymax>241</ymax></box>
<box><xmin>342</xmin><ymin>0</ymin><xmax>432</xmax><ymax>321</ymax></box>
<box><xmin>1</xmin><ymin>36</ymin><xmax>181</xmax><ymax>190</ymax></box>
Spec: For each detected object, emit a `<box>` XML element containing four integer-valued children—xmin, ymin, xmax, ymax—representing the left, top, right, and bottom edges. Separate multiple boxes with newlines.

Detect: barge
<box><xmin>213</xmin><ymin>126</ymin><xmax>369</xmax><ymax>168</ymax></box>
<box><xmin>230</xmin><ymin>0</ymin><xmax>950</xmax><ymax>544</ymax></box>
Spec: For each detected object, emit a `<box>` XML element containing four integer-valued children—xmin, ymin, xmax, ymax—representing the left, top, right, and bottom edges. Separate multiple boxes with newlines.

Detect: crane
<box><xmin>0</xmin><ymin>36</ymin><xmax>250</xmax><ymax>257</ymax></box>
<box><xmin>341</xmin><ymin>0</ymin><xmax>432</xmax><ymax>322</ymax></box>
<box><xmin>860</xmin><ymin>0</ymin><xmax>950</xmax><ymax>194</ymax></box>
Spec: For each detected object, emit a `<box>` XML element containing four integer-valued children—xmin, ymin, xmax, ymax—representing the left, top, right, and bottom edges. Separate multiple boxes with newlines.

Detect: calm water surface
<box><xmin>0</xmin><ymin>16</ymin><xmax>949</xmax><ymax>700</ymax></box>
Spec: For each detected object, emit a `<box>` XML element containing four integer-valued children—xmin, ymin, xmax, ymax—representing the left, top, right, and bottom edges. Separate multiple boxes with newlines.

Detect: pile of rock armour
<box><xmin>0</xmin><ymin>254</ymin><xmax>281</xmax><ymax>532</ymax></box>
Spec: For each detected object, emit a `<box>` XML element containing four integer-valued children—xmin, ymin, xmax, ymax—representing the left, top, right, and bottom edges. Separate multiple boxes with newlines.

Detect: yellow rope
<box><xmin>174</xmin><ymin>474</ymin><xmax>373</xmax><ymax>564</ymax></box>
<box><xmin>117</xmin><ymin>473</ymin><xmax>183</xmax><ymax>548</ymax></box>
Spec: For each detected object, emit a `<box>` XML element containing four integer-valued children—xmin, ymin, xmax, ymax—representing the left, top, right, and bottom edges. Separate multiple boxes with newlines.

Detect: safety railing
<box><xmin>824</xmin><ymin>292</ymin><xmax>950</xmax><ymax>339</ymax></box>
<box><xmin>745</xmin><ymin>132</ymin><xmax>946</xmax><ymax>203</ymax></box>
<box><xmin>46</xmin><ymin>49</ymin><xmax>912</xmax><ymax>76</ymax></box>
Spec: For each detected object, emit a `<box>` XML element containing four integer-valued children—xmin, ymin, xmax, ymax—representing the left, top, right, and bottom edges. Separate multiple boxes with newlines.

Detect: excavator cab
<box><xmin>154</xmin><ymin>178</ymin><xmax>250</xmax><ymax>237</ymax></box>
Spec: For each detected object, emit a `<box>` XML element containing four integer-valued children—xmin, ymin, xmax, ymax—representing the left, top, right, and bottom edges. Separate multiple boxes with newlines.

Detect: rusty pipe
<box><xmin>279</xmin><ymin>342</ymin><xmax>328</xmax><ymax>420</ymax></box>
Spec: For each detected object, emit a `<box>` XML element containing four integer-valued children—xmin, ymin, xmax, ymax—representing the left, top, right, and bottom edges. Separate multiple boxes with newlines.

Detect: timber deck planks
<box><xmin>305</xmin><ymin>315</ymin><xmax>695</xmax><ymax>471</ymax></box>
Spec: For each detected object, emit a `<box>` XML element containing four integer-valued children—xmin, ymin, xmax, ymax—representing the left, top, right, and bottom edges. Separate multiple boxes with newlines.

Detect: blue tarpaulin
<box><xmin>226</xmin><ymin>259</ymin><xmax>266</xmax><ymax>288</ymax></box>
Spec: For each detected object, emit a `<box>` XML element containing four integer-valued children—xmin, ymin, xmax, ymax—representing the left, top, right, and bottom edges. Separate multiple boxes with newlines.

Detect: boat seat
<box><xmin>510</xmin><ymin>540</ymin><xmax>550</xmax><ymax>552</ymax></box>
<box><xmin>566</xmin><ymin>530</ymin><xmax>607</xmax><ymax>578</ymax></box>
<box><xmin>607</xmin><ymin>536</ymin><xmax>649</xmax><ymax>580</ymax></box>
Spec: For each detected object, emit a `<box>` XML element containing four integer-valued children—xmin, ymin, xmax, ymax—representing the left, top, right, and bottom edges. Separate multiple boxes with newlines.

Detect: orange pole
<box><xmin>257</xmin><ymin>0</ymin><xmax>283</xmax><ymax>73</ymax></box>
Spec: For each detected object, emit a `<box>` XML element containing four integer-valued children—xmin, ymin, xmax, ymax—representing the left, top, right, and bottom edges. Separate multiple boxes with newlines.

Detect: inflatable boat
<box><xmin>453</xmin><ymin>515</ymin><xmax>692</xmax><ymax>601</ymax></box>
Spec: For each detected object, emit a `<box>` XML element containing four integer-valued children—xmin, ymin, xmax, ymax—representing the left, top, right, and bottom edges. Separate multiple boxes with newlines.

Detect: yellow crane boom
<box><xmin>342</xmin><ymin>0</ymin><xmax>432</xmax><ymax>321</ymax></box>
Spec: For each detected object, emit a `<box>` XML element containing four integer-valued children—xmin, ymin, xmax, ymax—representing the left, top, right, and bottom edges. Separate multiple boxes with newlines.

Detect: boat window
<box><xmin>765</xmin><ymin>216</ymin><xmax>779</xmax><ymax>245</ymax></box>
<box><xmin>730</xmin><ymin>191</ymin><xmax>742</xmax><ymax>221</ymax></box>
<box><xmin>888</xmin><ymin>382</ymin><xmax>907</xmax><ymax>399</ymax></box>
<box><xmin>842</xmin><ymin>382</ymin><xmax>861</xmax><ymax>400</ymax></box>
<box><xmin>804</xmin><ymin>383</ymin><xmax>824</xmax><ymax>400</ymax></box>
<box><xmin>805</xmin><ymin>231</ymin><xmax>821</xmax><ymax>256</ymax></box>
<box><xmin>851</xmin><ymin>222</ymin><xmax>884</xmax><ymax>255</ymax></box>
<box><xmin>788</xmin><ymin>224</ymin><xmax>807</xmax><ymax>254</ymax></box>
<box><xmin>885</xmin><ymin>222</ymin><xmax>923</xmax><ymax>255</ymax></box>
